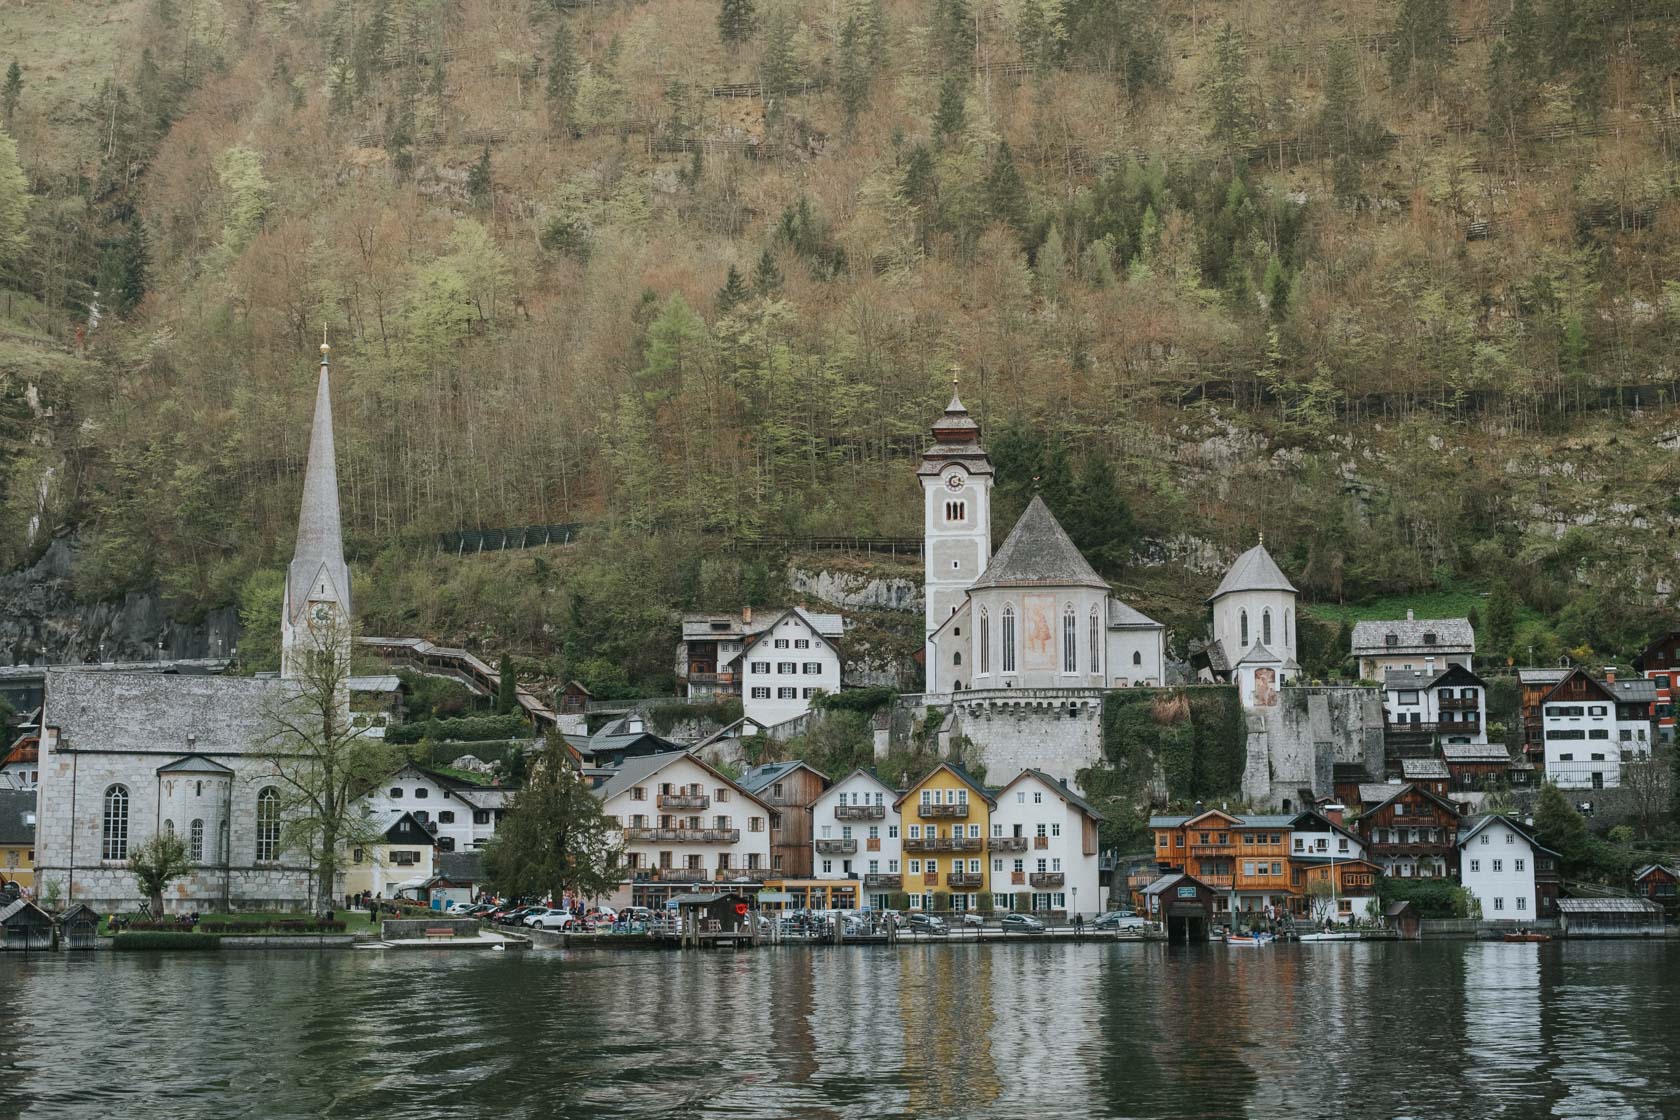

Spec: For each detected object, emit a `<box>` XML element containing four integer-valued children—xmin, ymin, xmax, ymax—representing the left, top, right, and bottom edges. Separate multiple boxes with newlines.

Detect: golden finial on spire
<box><xmin>1259</xmin><ymin>529</ymin><xmax>1265</xmax><ymax>548</ymax></box>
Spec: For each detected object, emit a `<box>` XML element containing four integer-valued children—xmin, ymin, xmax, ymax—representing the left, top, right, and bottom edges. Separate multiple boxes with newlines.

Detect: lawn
<box><xmin>100</xmin><ymin>910</ymin><xmax>379</xmax><ymax>936</ymax></box>
<box><xmin>1304</xmin><ymin>588</ymin><xmax>1545</xmax><ymax>628</ymax></box>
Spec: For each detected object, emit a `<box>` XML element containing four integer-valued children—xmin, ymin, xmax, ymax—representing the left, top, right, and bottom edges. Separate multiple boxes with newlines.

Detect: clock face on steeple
<box><xmin>310</xmin><ymin>603</ymin><xmax>334</xmax><ymax>627</ymax></box>
<box><xmin>944</xmin><ymin>472</ymin><xmax>965</xmax><ymax>492</ymax></box>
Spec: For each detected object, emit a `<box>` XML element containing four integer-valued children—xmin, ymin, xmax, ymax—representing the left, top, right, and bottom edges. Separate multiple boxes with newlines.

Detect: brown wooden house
<box><xmin>1634</xmin><ymin>864</ymin><xmax>1678</xmax><ymax>904</ymax></box>
<box><xmin>1633</xmin><ymin>632</ymin><xmax>1680</xmax><ymax>739</ymax></box>
<box><xmin>1441</xmin><ymin>743</ymin><xmax>1514</xmax><ymax>791</ymax></box>
<box><xmin>1354</xmin><ymin>783</ymin><xmax>1464</xmax><ymax>880</ymax></box>
<box><xmin>740</xmin><ymin>760</ymin><xmax>830</xmax><ymax>880</ymax></box>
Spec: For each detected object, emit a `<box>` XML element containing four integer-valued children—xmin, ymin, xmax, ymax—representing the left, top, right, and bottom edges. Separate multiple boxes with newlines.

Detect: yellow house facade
<box><xmin>340</xmin><ymin>810</ymin><xmax>437</xmax><ymax>902</ymax></box>
<box><xmin>895</xmin><ymin>763</ymin><xmax>993</xmax><ymax>913</ymax></box>
<box><xmin>0</xmin><ymin>789</ymin><xmax>35</xmax><ymax>894</ymax></box>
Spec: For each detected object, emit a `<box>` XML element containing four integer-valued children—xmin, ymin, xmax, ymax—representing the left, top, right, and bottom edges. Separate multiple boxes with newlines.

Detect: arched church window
<box><xmin>1002</xmin><ymin>606</ymin><xmax>1017</xmax><ymax>674</ymax></box>
<box><xmin>190</xmin><ymin>819</ymin><xmax>204</xmax><ymax>862</ymax></box>
<box><xmin>979</xmin><ymin>609</ymin><xmax>989</xmax><ymax>675</ymax></box>
<box><xmin>1263</xmin><ymin>609</ymin><xmax>1273</xmax><ymax>646</ymax></box>
<box><xmin>1285</xmin><ymin>610</ymin><xmax>1292</xmax><ymax>648</ymax></box>
<box><xmin>1063</xmin><ymin>605</ymin><xmax>1078</xmax><ymax>673</ymax></box>
<box><xmin>953</xmin><ymin>651</ymin><xmax>962</xmax><ymax>666</ymax></box>
<box><xmin>1133</xmin><ymin>651</ymin><xmax>1142</xmax><ymax>666</ymax></box>
<box><xmin>163</xmin><ymin>818</ymin><xmax>175</xmax><ymax>839</ymax></box>
<box><xmin>102</xmin><ymin>785</ymin><xmax>129</xmax><ymax>861</ymax></box>
<box><xmin>1089</xmin><ymin>606</ymin><xmax>1100</xmax><ymax>672</ymax></box>
<box><xmin>1241</xmin><ymin>610</ymin><xmax>1250</xmax><ymax>647</ymax></box>
<box><xmin>256</xmin><ymin>787</ymin><xmax>282</xmax><ymax>863</ymax></box>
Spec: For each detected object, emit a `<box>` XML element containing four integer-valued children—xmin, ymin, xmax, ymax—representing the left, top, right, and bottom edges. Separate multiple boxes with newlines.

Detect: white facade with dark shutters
<box><xmin>739</xmin><ymin>608</ymin><xmax>845</xmax><ymax>728</ymax></box>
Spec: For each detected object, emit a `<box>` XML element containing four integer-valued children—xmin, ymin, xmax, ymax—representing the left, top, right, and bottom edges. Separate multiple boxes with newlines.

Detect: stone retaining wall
<box><xmin>381</xmin><ymin>917</ymin><xmax>481</xmax><ymax>939</ymax></box>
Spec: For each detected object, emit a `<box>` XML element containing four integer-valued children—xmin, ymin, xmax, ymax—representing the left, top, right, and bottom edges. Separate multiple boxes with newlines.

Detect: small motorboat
<box><xmin>1225</xmin><ymin>932</ymin><xmax>1274</xmax><ymax>946</ymax></box>
<box><xmin>1502</xmin><ymin>931</ymin><xmax>1552</xmax><ymax>943</ymax></box>
<box><xmin>1298</xmin><ymin>931</ymin><xmax>1361</xmax><ymax>942</ymax></box>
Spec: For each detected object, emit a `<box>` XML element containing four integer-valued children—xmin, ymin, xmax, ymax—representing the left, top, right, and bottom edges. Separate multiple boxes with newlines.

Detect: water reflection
<box><xmin>0</xmin><ymin>942</ymin><xmax>1676</xmax><ymax>1119</ymax></box>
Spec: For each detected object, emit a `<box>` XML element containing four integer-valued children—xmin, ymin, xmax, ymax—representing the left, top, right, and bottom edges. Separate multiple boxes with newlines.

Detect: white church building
<box><xmin>1192</xmin><ymin>541</ymin><xmax>1303</xmax><ymax>707</ymax></box>
<box><xmin>33</xmin><ymin>344</ymin><xmax>355</xmax><ymax>912</ymax></box>
<box><xmin>918</xmin><ymin>389</ymin><xmax>1166</xmax><ymax>694</ymax></box>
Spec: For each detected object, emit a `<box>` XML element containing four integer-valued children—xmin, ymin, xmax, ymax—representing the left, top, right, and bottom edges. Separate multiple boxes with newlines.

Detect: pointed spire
<box><xmin>286</xmin><ymin>342</ymin><xmax>351</xmax><ymax>628</ymax></box>
<box><xmin>931</xmin><ymin>365</ymin><xmax>981</xmax><ymax>446</ymax></box>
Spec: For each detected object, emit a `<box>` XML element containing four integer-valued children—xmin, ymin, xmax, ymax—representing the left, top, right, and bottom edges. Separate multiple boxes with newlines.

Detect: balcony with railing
<box><xmin>863</xmin><ymin>873</ymin><xmax>902</xmax><ymax>889</ymax></box>
<box><xmin>716</xmin><ymin>867</ymin><xmax>772</xmax><ymax>882</ymax></box>
<box><xmin>948</xmin><ymin>872</ymin><xmax>984</xmax><ymax>888</ymax></box>
<box><xmin>918</xmin><ymin>803</ymin><xmax>970</xmax><ymax>819</ymax></box>
<box><xmin>684</xmin><ymin>670</ymin><xmax>737</xmax><ymax>685</ymax></box>
<box><xmin>835</xmin><ymin>804</ymin><xmax>885</xmax><ymax>821</ymax></box>
<box><xmin>624</xmin><ymin>827</ymin><xmax>740</xmax><ymax>843</ymax></box>
<box><xmin>1029</xmin><ymin>872</ymin><xmax>1065</xmax><ymax>889</ymax></box>
<box><xmin>989</xmin><ymin>836</ymin><xmax>1028</xmax><ymax>852</ymax></box>
<box><xmin>904</xmin><ymin>836</ymin><xmax>983</xmax><ymax>853</ymax></box>
<box><xmin>655</xmin><ymin>868</ymin><xmax>711</xmax><ymax>882</ymax></box>
<box><xmin>815</xmin><ymin>838</ymin><xmax>858</xmax><ymax>855</ymax></box>
<box><xmin>658</xmin><ymin>793</ymin><xmax>710</xmax><ymax>810</ymax></box>
<box><xmin>1438</xmin><ymin>696</ymin><xmax>1480</xmax><ymax>711</ymax></box>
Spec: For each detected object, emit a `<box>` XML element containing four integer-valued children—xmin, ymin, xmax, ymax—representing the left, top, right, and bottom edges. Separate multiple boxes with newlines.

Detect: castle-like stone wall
<box><xmin>1242</xmin><ymin>686</ymin><xmax>1385</xmax><ymax>808</ymax></box>
<box><xmin>950</xmin><ymin>693</ymin><xmax>1104</xmax><ymax>793</ymax></box>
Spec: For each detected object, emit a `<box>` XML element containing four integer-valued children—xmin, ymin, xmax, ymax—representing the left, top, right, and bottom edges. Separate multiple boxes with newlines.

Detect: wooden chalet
<box><xmin>1354</xmin><ymin>783</ymin><xmax>1464</xmax><ymax>879</ymax></box>
<box><xmin>1292</xmin><ymin>859</ymin><xmax>1383</xmax><ymax>923</ymax></box>
<box><xmin>739</xmin><ymin>760</ymin><xmax>830</xmax><ymax>879</ymax></box>
<box><xmin>1634</xmin><ymin>864</ymin><xmax>1678</xmax><ymax>904</ymax></box>
<box><xmin>1397</xmin><ymin>757</ymin><xmax>1450</xmax><ymax>796</ymax></box>
<box><xmin>1440</xmin><ymin>743</ymin><xmax>1514</xmax><ymax>791</ymax></box>
<box><xmin>1632</xmin><ymin>632</ymin><xmax>1680</xmax><ymax>738</ymax></box>
<box><xmin>1149</xmin><ymin>809</ymin><xmax>1296</xmax><ymax>916</ymax></box>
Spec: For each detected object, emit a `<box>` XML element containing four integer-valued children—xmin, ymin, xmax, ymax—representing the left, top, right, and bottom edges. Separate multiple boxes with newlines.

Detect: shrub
<box><xmin>887</xmin><ymin>891</ymin><xmax>910</xmax><ymax>911</ymax></box>
<box><xmin>646</xmin><ymin>696</ymin><xmax>742</xmax><ymax>733</ymax></box>
<box><xmin>113</xmin><ymin>931</ymin><xmax>221</xmax><ymax>951</ymax></box>
<box><xmin>814</xmin><ymin>686</ymin><xmax>897</xmax><ymax>715</ymax></box>
<box><xmin>386</xmin><ymin>713</ymin><xmax>530</xmax><ymax>745</ymax></box>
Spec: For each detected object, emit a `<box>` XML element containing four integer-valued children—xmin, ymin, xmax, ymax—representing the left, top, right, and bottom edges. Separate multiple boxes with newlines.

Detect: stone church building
<box><xmin>33</xmin><ymin>345</ymin><xmax>352</xmax><ymax>912</ymax></box>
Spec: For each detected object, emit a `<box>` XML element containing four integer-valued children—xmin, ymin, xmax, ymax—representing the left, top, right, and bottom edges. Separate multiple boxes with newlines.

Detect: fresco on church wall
<box><xmin>1253</xmin><ymin>667</ymin><xmax>1278</xmax><ymax>707</ymax></box>
<box><xmin>1022</xmin><ymin>594</ymin><xmax>1056</xmax><ymax>672</ymax></box>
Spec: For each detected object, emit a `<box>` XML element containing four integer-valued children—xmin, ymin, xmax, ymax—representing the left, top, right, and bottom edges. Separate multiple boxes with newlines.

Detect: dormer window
<box><xmin>1423</xmin><ymin>632</ymin><xmax>1437</xmax><ymax>645</ymax></box>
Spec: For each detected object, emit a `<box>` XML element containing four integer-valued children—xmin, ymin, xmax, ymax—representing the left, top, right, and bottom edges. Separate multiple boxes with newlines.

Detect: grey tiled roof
<box><xmin>1441</xmin><ymin>744</ymin><xmax>1511</xmax><ymax>763</ymax></box>
<box><xmin>737</xmin><ymin>760</ymin><xmax>828</xmax><ymax>794</ymax></box>
<box><xmin>1607</xmin><ymin>678</ymin><xmax>1658</xmax><ymax>703</ymax></box>
<box><xmin>1517</xmin><ymin>668</ymin><xmax>1570</xmax><ymax>685</ymax></box>
<box><xmin>1351</xmin><ymin>617</ymin><xmax>1475</xmax><ymax>656</ymax></box>
<box><xmin>1107</xmin><ymin>599</ymin><xmax>1162</xmax><ymax>629</ymax></box>
<box><xmin>1207</xmin><ymin>544</ymin><xmax>1297</xmax><ymax>601</ymax></box>
<box><xmin>1194</xmin><ymin>639</ymin><xmax>1231</xmax><ymax>673</ymax></box>
<box><xmin>970</xmin><ymin>496</ymin><xmax>1108</xmax><ymax>591</ymax></box>
<box><xmin>286</xmin><ymin>359</ymin><xmax>352</xmax><ymax>626</ymax></box>
<box><xmin>1400</xmin><ymin>758</ymin><xmax>1450</xmax><ymax>779</ymax></box>
<box><xmin>592</xmin><ymin>750</ymin><xmax>695</xmax><ymax>802</ymax></box>
<box><xmin>1236</xmin><ymin>641</ymin><xmax>1281</xmax><ymax>665</ymax></box>
<box><xmin>45</xmin><ymin>669</ymin><xmax>284</xmax><ymax>755</ymax></box>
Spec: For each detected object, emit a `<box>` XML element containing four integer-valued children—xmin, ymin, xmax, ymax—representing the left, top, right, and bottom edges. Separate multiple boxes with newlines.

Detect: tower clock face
<box><xmin>944</xmin><ymin>473</ymin><xmax>965</xmax><ymax>492</ymax></box>
<box><xmin>310</xmin><ymin>604</ymin><xmax>334</xmax><ymax>627</ymax></box>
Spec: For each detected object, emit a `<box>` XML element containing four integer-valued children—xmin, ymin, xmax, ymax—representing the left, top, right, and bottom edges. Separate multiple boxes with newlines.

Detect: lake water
<box><xmin>2</xmin><ymin>940</ymin><xmax>1677</xmax><ymax>1118</ymax></box>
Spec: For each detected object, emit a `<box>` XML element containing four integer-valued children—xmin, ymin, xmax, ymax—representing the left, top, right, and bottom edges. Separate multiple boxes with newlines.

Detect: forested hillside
<box><xmin>3</xmin><ymin>0</ymin><xmax>1680</xmax><ymax>682</ymax></box>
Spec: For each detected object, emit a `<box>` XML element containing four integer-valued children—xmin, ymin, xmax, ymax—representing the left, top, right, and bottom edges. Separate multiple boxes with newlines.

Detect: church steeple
<box><xmin>917</xmin><ymin>371</ymin><xmax>993</xmax><ymax>692</ymax></box>
<box><xmin>281</xmin><ymin>342</ymin><xmax>352</xmax><ymax>679</ymax></box>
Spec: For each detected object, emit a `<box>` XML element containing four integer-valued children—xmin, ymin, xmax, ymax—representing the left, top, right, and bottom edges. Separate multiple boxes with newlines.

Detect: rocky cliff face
<box><xmin>0</xmin><ymin>535</ymin><xmax>239</xmax><ymax>666</ymax></box>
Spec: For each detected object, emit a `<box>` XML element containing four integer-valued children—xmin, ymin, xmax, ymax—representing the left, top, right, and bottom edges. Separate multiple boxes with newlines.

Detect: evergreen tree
<box><xmin>1509</xmin><ymin>0</ymin><xmax>1543</xmax><ymax>74</ymax></box>
<box><xmin>933</xmin><ymin>73</ymin><xmax>967</xmax><ymax>145</ymax></box>
<box><xmin>1486</xmin><ymin>36</ymin><xmax>1522</xmax><ymax>146</ymax></box>
<box><xmin>718</xmin><ymin>0</ymin><xmax>756</xmax><ymax>48</ymax></box>
<box><xmin>1018</xmin><ymin>0</ymin><xmax>1049</xmax><ymax>73</ymax></box>
<box><xmin>1200</xmin><ymin>23</ymin><xmax>1254</xmax><ymax>169</ymax></box>
<box><xmin>2</xmin><ymin>61</ymin><xmax>21</xmax><ymax>128</ymax></box>
<box><xmin>1320</xmin><ymin>44</ymin><xmax>1364</xmax><ymax>201</ymax></box>
<box><xmin>1036</xmin><ymin>221</ymin><xmax>1065</xmax><ymax>303</ymax></box>
<box><xmin>681</xmin><ymin>144</ymin><xmax>704</xmax><ymax>187</ymax></box>
<box><xmin>717</xmin><ymin>263</ymin><xmax>750</xmax><ymax>310</ymax></box>
<box><xmin>467</xmin><ymin>145</ymin><xmax>493</xmax><ymax>207</ymax></box>
<box><xmin>0</xmin><ymin>126</ymin><xmax>27</xmax><ymax>279</ymax></box>
<box><xmin>98</xmin><ymin>220</ymin><xmax>150</xmax><ymax>315</ymax></box>
<box><xmin>751</xmin><ymin>247</ymin><xmax>782</xmax><ymax>296</ymax></box>
<box><xmin>497</xmin><ymin>653</ymin><xmax>518</xmax><ymax>714</ymax></box>
<box><xmin>1388</xmin><ymin>0</ymin><xmax>1454</xmax><ymax>94</ymax></box>
<box><xmin>546</xmin><ymin>21</ymin><xmax>579</xmax><ymax>133</ymax></box>
<box><xmin>759</xmin><ymin>9</ymin><xmax>797</xmax><ymax>117</ymax></box>
<box><xmin>1534</xmin><ymin>782</ymin><xmax>1589</xmax><ymax>867</ymax></box>
<box><xmin>1487</xmin><ymin>580</ymin><xmax>1519</xmax><ymax>662</ymax></box>
<box><xmin>932</xmin><ymin>0</ymin><xmax>975</xmax><ymax>71</ymax></box>
<box><xmin>1068</xmin><ymin>454</ymin><xmax>1134</xmax><ymax>572</ymax></box>
<box><xmin>901</xmin><ymin>142</ymin><xmax>939</xmax><ymax>244</ymax></box>
<box><xmin>983</xmin><ymin>141</ymin><xmax>1030</xmax><ymax>236</ymax></box>
<box><xmin>857</xmin><ymin>0</ymin><xmax>888</xmax><ymax>69</ymax></box>
<box><xmin>838</xmin><ymin>16</ymin><xmax>870</xmax><ymax>128</ymax></box>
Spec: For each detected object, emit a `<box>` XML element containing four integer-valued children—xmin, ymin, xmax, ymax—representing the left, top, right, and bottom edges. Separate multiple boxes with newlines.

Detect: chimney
<box><xmin>187</xmin><ymin>733</ymin><xmax>197</xmax><ymax>751</ymax></box>
<box><xmin>742</xmin><ymin>605</ymin><xmax>752</xmax><ymax>625</ymax></box>
<box><xmin>1325</xmin><ymin>803</ymin><xmax>1345</xmax><ymax>827</ymax></box>
<box><xmin>1406</xmin><ymin>608</ymin><xmax>1415</xmax><ymax>621</ymax></box>
<box><xmin>1604</xmin><ymin>666</ymin><xmax>1616</xmax><ymax>684</ymax></box>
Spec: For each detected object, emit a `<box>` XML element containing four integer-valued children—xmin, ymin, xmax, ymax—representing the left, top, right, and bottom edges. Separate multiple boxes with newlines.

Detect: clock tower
<box><xmin>281</xmin><ymin>343</ymin><xmax>352</xmax><ymax>682</ymax></box>
<box><xmin>917</xmin><ymin>381</ymin><xmax>992</xmax><ymax>692</ymax></box>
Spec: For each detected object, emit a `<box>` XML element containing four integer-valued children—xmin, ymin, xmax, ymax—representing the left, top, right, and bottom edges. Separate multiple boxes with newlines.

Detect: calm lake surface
<box><xmin>2</xmin><ymin>940</ymin><xmax>1678</xmax><ymax>1119</ymax></box>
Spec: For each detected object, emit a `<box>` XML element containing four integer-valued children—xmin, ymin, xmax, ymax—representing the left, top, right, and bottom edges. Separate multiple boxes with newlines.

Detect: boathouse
<box><xmin>0</xmin><ymin>898</ymin><xmax>54</xmax><ymax>950</ymax></box>
<box><xmin>1142</xmin><ymin>873</ymin><xmax>1214</xmax><ymax>943</ymax></box>
<box><xmin>58</xmin><ymin>903</ymin><xmax>100</xmax><ymax>950</ymax></box>
<box><xmin>1557</xmin><ymin>898</ymin><xmax>1665</xmax><ymax>938</ymax></box>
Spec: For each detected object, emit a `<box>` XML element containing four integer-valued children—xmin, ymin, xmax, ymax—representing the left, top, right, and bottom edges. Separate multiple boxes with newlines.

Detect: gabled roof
<box><xmin>1107</xmin><ymin>599</ymin><xmax>1163</xmax><ymax>629</ymax></box>
<box><xmin>1384</xmin><ymin>663</ymin><xmax>1488</xmax><ymax>692</ymax></box>
<box><xmin>1456</xmin><ymin>814</ymin><xmax>1559</xmax><ymax>858</ymax></box>
<box><xmin>1142</xmin><ymin>872</ymin><xmax>1213</xmax><ymax>896</ymax></box>
<box><xmin>1634</xmin><ymin>864</ymin><xmax>1677</xmax><ymax>881</ymax></box>
<box><xmin>1191</xmin><ymin>638</ymin><xmax>1231</xmax><ymax>674</ymax></box>
<box><xmin>1441</xmin><ymin>743</ymin><xmax>1510</xmax><ymax>764</ymax></box>
<box><xmin>1286</xmin><ymin>809</ymin><xmax>1364</xmax><ymax>847</ymax></box>
<box><xmin>1399</xmin><ymin>758</ymin><xmax>1450</xmax><ymax>780</ymax></box>
<box><xmin>737</xmin><ymin>760</ymin><xmax>829</xmax><ymax>795</ymax></box>
<box><xmin>1360</xmin><ymin>781</ymin><xmax>1463</xmax><ymax>822</ymax></box>
<box><xmin>1540</xmin><ymin>667</ymin><xmax>1619</xmax><ymax>706</ymax></box>
<box><xmin>738</xmin><ymin>607</ymin><xmax>846</xmax><ymax>658</ymax></box>
<box><xmin>155</xmin><ymin>753</ymin><xmax>235</xmax><ymax>775</ymax></box>
<box><xmin>1607</xmin><ymin>677</ymin><xmax>1658</xmax><ymax>704</ymax></box>
<box><xmin>819</xmin><ymin>768</ymin><xmax>901</xmax><ymax>802</ymax></box>
<box><xmin>592</xmin><ymin>749</ymin><xmax>769</xmax><ymax>811</ymax></box>
<box><xmin>1207</xmin><ymin>543</ymin><xmax>1297</xmax><ymax>602</ymax></box>
<box><xmin>1518</xmin><ymin>668</ymin><xmax>1571</xmax><ymax>686</ymax></box>
<box><xmin>892</xmin><ymin>761</ymin><xmax>996</xmax><ymax>809</ymax></box>
<box><xmin>970</xmin><ymin>496</ymin><xmax>1108</xmax><ymax>591</ymax></box>
<box><xmin>996</xmin><ymin>769</ymin><xmax>1105</xmax><ymax>821</ymax></box>
<box><xmin>1235</xmin><ymin>641</ymin><xmax>1281</xmax><ymax>665</ymax></box>
<box><xmin>372</xmin><ymin>809</ymin><xmax>437</xmax><ymax>844</ymax></box>
<box><xmin>691</xmin><ymin>716</ymin><xmax>767</xmax><ymax>753</ymax></box>
<box><xmin>1350</xmin><ymin>617</ymin><xmax>1475</xmax><ymax>656</ymax></box>
<box><xmin>0</xmin><ymin>898</ymin><xmax>52</xmax><ymax>926</ymax></box>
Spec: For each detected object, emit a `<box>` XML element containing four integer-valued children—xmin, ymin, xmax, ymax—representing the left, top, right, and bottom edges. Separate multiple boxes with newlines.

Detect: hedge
<box><xmin>198</xmin><ymin>920</ymin><xmax>347</xmax><ymax>934</ymax></box>
<box><xmin>385</xmin><ymin>713</ymin><xmax>530</xmax><ymax>745</ymax></box>
<box><xmin>113</xmin><ymin>932</ymin><xmax>222</xmax><ymax>951</ymax></box>
<box><xmin>814</xmin><ymin>686</ymin><xmax>898</xmax><ymax>715</ymax></box>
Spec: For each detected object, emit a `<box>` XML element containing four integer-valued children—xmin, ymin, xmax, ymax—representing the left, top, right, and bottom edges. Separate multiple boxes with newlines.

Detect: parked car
<box><xmin>526</xmin><ymin>908</ymin><xmax>582</xmax><ymax>931</ymax></box>
<box><xmin>495</xmin><ymin>905</ymin><xmax>538</xmax><ymax>926</ymax></box>
<box><xmin>1000</xmin><ymin>913</ymin><xmax>1046</xmax><ymax>933</ymax></box>
<box><xmin>907</xmin><ymin>913</ymin><xmax>949</xmax><ymax>935</ymax></box>
<box><xmin>1093</xmin><ymin>910</ymin><xmax>1145</xmax><ymax>931</ymax></box>
<box><xmin>961</xmin><ymin>912</ymin><xmax>985</xmax><ymax>927</ymax></box>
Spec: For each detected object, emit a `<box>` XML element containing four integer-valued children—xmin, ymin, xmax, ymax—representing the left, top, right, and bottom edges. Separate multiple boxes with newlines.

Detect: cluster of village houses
<box><xmin>0</xmin><ymin>355</ymin><xmax>1676</xmax><ymax>944</ymax></box>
